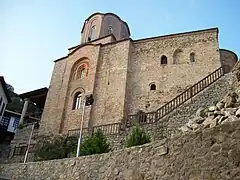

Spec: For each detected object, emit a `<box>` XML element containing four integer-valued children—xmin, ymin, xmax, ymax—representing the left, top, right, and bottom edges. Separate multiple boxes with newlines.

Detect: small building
<box><xmin>0</xmin><ymin>76</ymin><xmax>12</xmax><ymax>143</ymax></box>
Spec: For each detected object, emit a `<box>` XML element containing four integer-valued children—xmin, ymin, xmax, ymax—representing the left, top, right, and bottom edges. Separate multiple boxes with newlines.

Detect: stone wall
<box><xmin>105</xmin><ymin>72</ymin><xmax>233</xmax><ymax>150</ymax></box>
<box><xmin>127</xmin><ymin>28</ymin><xmax>221</xmax><ymax>114</ymax></box>
<box><xmin>1</xmin><ymin>121</ymin><xmax>240</xmax><ymax>180</ymax></box>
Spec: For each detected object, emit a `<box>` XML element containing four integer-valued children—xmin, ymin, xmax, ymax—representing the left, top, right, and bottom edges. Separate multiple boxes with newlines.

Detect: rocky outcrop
<box><xmin>179</xmin><ymin>62</ymin><xmax>240</xmax><ymax>134</ymax></box>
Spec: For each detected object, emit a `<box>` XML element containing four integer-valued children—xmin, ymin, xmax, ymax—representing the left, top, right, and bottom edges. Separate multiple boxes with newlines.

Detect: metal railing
<box><xmin>126</xmin><ymin>65</ymin><xmax>228</xmax><ymax>127</ymax></box>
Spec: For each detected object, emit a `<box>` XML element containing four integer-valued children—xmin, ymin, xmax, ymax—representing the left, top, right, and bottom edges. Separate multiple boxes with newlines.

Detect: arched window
<box><xmin>190</xmin><ymin>53</ymin><xmax>195</xmax><ymax>62</ymax></box>
<box><xmin>88</xmin><ymin>25</ymin><xmax>96</xmax><ymax>41</ymax></box>
<box><xmin>150</xmin><ymin>84</ymin><xmax>156</xmax><ymax>90</ymax></box>
<box><xmin>108</xmin><ymin>25</ymin><xmax>113</xmax><ymax>34</ymax></box>
<box><xmin>161</xmin><ymin>55</ymin><xmax>168</xmax><ymax>65</ymax></box>
<box><xmin>73</xmin><ymin>92</ymin><xmax>82</xmax><ymax>110</ymax></box>
<box><xmin>72</xmin><ymin>62</ymin><xmax>88</xmax><ymax>81</ymax></box>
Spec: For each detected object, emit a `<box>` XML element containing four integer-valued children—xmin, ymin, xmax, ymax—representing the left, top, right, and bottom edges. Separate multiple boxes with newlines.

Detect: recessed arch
<box><xmin>161</xmin><ymin>55</ymin><xmax>168</xmax><ymax>65</ymax></box>
<box><xmin>71</xmin><ymin>58</ymin><xmax>90</xmax><ymax>81</ymax></box>
<box><xmin>149</xmin><ymin>82</ymin><xmax>156</xmax><ymax>90</ymax></box>
<box><xmin>190</xmin><ymin>52</ymin><xmax>196</xmax><ymax>62</ymax></box>
<box><xmin>71</xmin><ymin>87</ymin><xmax>85</xmax><ymax>97</ymax></box>
<box><xmin>173</xmin><ymin>49</ymin><xmax>183</xmax><ymax>64</ymax></box>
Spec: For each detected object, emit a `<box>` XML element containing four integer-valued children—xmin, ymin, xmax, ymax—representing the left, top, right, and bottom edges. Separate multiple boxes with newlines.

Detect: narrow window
<box><xmin>73</xmin><ymin>93</ymin><xmax>82</xmax><ymax>110</ymax></box>
<box><xmin>0</xmin><ymin>97</ymin><xmax>2</xmax><ymax>107</ymax></box>
<box><xmin>150</xmin><ymin>84</ymin><xmax>156</xmax><ymax>90</ymax></box>
<box><xmin>88</xmin><ymin>25</ymin><xmax>96</xmax><ymax>41</ymax></box>
<box><xmin>0</xmin><ymin>103</ymin><xmax>5</xmax><ymax>116</ymax></box>
<box><xmin>108</xmin><ymin>25</ymin><xmax>113</xmax><ymax>34</ymax></box>
<box><xmin>161</xmin><ymin>55</ymin><xmax>168</xmax><ymax>65</ymax></box>
<box><xmin>190</xmin><ymin>53</ymin><xmax>195</xmax><ymax>62</ymax></box>
<box><xmin>80</xmin><ymin>68</ymin><xmax>85</xmax><ymax>79</ymax></box>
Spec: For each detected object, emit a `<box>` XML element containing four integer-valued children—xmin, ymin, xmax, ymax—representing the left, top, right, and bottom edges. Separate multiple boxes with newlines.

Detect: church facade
<box><xmin>40</xmin><ymin>12</ymin><xmax>238</xmax><ymax>135</ymax></box>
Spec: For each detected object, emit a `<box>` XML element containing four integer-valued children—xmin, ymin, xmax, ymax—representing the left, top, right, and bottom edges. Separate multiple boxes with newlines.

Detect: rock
<box><xmin>196</xmin><ymin>107</ymin><xmax>207</xmax><ymax>118</ymax></box>
<box><xmin>207</xmin><ymin>112</ymin><xmax>214</xmax><ymax>117</ymax></box>
<box><xmin>224</xmin><ymin>111</ymin><xmax>231</xmax><ymax>118</ymax></box>
<box><xmin>179</xmin><ymin>126</ymin><xmax>191</xmax><ymax>133</ymax></box>
<box><xmin>221</xmin><ymin>115</ymin><xmax>239</xmax><ymax>124</ymax></box>
<box><xmin>192</xmin><ymin>116</ymin><xmax>205</xmax><ymax>124</ymax></box>
<box><xmin>208</xmin><ymin>106</ymin><xmax>217</xmax><ymax>112</ymax></box>
<box><xmin>216</xmin><ymin>101</ymin><xmax>224</xmax><ymax>110</ymax></box>
<box><xmin>218</xmin><ymin>116</ymin><xmax>227</xmax><ymax>124</ymax></box>
<box><xmin>225</xmin><ymin>108</ymin><xmax>238</xmax><ymax>115</ymax></box>
<box><xmin>202</xmin><ymin>116</ymin><xmax>217</xmax><ymax>128</ymax></box>
<box><xmin>224</xmin><ymin>92</ymin><xmax>238</xmax><ymax>108</ymax></box>
<box><xmin>225</xmin><ymin>96</ymin><xmax>235</xmax><ymax>108</ymax></box>
<box><xmin>186</xmin><ymin>120</ymin><xmax>199</xmax><ymax>130</ymax></box>
<box><xmin>214</xmin><ymin>110</ymin><xmax>225</xmax><ymax>116</ymax></box>
<box><xmin>236</xmin><ymin>108</ymin><xmax>240</xmax><ymax>117</ymax></box>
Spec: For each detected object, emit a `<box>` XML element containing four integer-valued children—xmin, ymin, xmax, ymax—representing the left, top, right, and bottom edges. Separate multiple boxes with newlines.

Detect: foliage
<box><xmin>78</xmin><ymin>129</ymin><xmax>111</xmax><ymax>156</ymax></box>
<box><xmin>17</xmin><ymin>123</ymin><xmax>25</xmax><ymax>129</ymax></box>
<box><xmin>34</xmin><ymin>135</ymin><xmax>77</xmax><ymax>161</ymax></box>
<box><xmin>126</xmin><ymin>125</ymin><xmax>151</xmax><ymax>147</ymax></box>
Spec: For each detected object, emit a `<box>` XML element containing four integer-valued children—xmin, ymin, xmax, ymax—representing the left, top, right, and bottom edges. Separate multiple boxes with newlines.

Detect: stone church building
<box><xmin>40</xmin><ymin>12</ymin><xmax>238</xmax><ymax>135</ymax></box>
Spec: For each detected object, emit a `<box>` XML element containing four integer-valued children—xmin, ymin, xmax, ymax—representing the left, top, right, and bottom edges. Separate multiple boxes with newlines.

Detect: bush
<box><xmin>34</xmin><ymin>135</ymin><xmax>77</xmax><ymax>161</ymax></box>
<box><xmin>78</xmin><ymin>129</ymin><xmax>111</xmax><ymax>156</ymax></box>
<box><xmin>126</xmin><ymin>125</ymin><xmax>150</xmax><ymax>147</ymax></box>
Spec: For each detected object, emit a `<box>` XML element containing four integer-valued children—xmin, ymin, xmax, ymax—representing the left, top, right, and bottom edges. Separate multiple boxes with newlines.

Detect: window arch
<box><xmin>73</xmin><ymin>92</ymin><xmax>82</xmax><ymax>110</ymax></box>
<box><xmin>161</xmin><ymin>55</ymin><xmax>168</xmax><ymax>65</ymax></box>
<box><xmin>190</xmin><ymin>52</ymin><xmax>195</xmax><ymax>62</ymax></box>
<box><xmin>71</xmin><ymin>60</ymin><xmax>89</xmax><ymax>81</ymax></box>
<box><xmin>173</xmin><ymin>49</ymin><xmax>183</xmax><ymax>64</ymax></box>
<box><xmin>150</xmin><ymin>84</ymin><xmax>156</xmax><ymax>90</ymax></box>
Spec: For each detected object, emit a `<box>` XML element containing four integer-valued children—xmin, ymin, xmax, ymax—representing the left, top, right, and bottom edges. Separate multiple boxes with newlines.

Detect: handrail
<box><xmin>126</xmin><ymin>65</ymin><xmax>228</xmax><ymax>127</ymax></box>
<box><xmin>67</xmin><ymin>122</ymin><xmax>121</xmax><ymax>136</ymax></box>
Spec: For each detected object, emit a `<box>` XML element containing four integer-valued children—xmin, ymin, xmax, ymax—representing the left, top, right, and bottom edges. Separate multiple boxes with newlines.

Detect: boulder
<box><xmin>225</xmin><ymin>96</ymin><xmax>235</xmax><ymax>108</ymax></box>
<box><xmin>179</xmin><ymin>126</ymin><xmax>191</xmax><ymax>133</ymax></box>
<box><xmin>236</xmin><ymin>108</ymin><xmax>240</xmax><ymax>117</ymax></box>
<box><xmin>186</xmin><ymin>120</ymin><xmax>199</xmax><ymax>130</ymax></box>
<box><xmin>224</xmin><ymin>91</ymin><xmax>238</xmax><ymax>108</ymax></box>
<box><xmin>221</xmin><ymin>115</ymin><xmax>239</xmax><ymax>124</ymax></box>
<box><xmin>196</xmin><ymin>107</ymin><xmax>206</xmax><ymax>118</ymax></box>
<box><xmin>208</xmin><ymin>106</ymin><xmax>217</xmax><ymax>112</ymax></box>
<box><xmin>226</xmin><ymin>108</ymin><xmax>238</xmax><ymax>114</ymax></box>
<box><xmin>216</xmin><ymin>101</ymin><xmax>224</xmax><ymax>110</ymax></box>
<box><xmin>192</xmin><ymin>116</ymin><xmax>205</xmax><ymax>124</ymax></box>
<box><xmin>214</xmin><ymin>110</ymin><xmax>225</xmax><ymax>116</ymax></box>
<box><xmin>218</xmin><ymin>116</ymin><xmax>227</xmax><ymax>124</ymax></box>
<box><xmin>202</xmin><ymin>116</ymin><xmax>217</xmax><ymax>128</ymax></box>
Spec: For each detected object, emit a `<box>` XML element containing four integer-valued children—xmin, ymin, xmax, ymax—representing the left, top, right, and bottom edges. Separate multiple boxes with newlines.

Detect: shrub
<box><xmin>78</xmin><ymin>129</ymin><xmax>111</xmax><ymax>156</ymax></box>
<box><xmin>34</xmin><ymin>135</ymin><xmax>77</xmax><ymax>161</ymax></box>
<box><xmin>126</xmin><ymin>125</ymin><xmax>150</xmax><ymax>147</ymax></box>
<box><xmin>17</xmin><ymin>124</ymin><xmax>24</xmax><ymax>129</ymax></box>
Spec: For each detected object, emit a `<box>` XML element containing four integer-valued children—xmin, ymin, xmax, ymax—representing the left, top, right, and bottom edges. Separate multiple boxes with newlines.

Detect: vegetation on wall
<box><xmin>34</xmin><ymin>135</ymin><xmax>78</xmax><ymax>161</ymax></box>
<box><xmin>34</xmin><ymin>129</ymin><xmax>110</xmax><ymax>161</ymax></box>
<box><xmin>126</xmin><ymin>125</ymin><xmax>151</xmax><ymax>147</ymax></box>
<box><xmin>77</xmin><ymin>129</ymin><xmax>111</xmax><ymax>156</ymax></box>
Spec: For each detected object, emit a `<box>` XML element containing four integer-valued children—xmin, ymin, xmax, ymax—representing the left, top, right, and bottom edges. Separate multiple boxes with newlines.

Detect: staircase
<box><xmin>126</xmin><ymin>65</ymin><xmax>230</xmax><ymax>127</ymax></box>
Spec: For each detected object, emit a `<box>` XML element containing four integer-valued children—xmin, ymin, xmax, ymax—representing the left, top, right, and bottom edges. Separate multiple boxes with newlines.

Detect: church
<box><xmin>40</xmin><ymin>12</ymin><xmax>238</xmax><ymax>136</ymax></box>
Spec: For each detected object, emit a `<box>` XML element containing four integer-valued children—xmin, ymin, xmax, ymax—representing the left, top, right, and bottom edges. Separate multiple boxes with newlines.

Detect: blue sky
<box><xmin>0</xmin><ymin>0</ymin><xmax>239</xmax><ymax>94</ymax></box>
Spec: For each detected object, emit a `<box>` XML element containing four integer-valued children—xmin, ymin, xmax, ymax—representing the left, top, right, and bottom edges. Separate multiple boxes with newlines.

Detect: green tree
<box><xmin>126</xmin><ymin>125</ymin><xmax>151</xmax><ymax>147</ymax></box>
<box><xmin>34</xmin><ymin>135</ymin><xmax>77</xmax><ymax>161</ymax></box>
<box><xmin>79</xmin><ymin>129</ymin><xmax>111</xmax><ymax>156</ymax></box>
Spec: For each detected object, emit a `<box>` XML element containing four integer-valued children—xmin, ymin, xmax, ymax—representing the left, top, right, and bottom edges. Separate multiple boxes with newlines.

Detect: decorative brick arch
<box><xmin>71</xmin><ymin>58</ymin><xmax>90</xmax><ymax>81</ymax></box>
